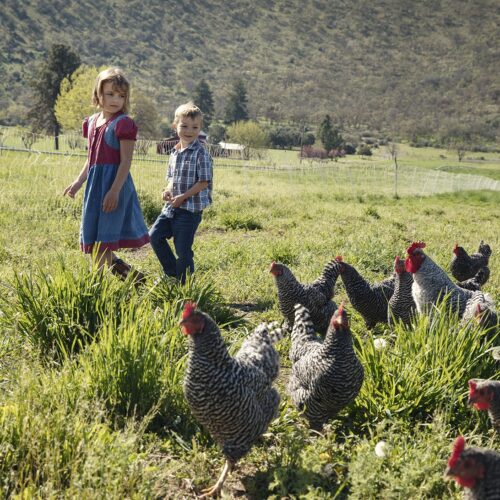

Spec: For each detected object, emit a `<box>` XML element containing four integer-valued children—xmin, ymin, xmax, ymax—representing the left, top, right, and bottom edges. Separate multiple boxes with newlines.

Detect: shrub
<box><xmin>358</xmin><ymin>144</ymin><xmax>372</xmax><ymax>156</ymax></box>
<box><xmin>137</xmin><ymin>189</ymin><xmax>162</xmax><ymax>225</ymax></box>
<box><xmin>220</xmin><ymin>212</ymin><xmax>263</xmax><ymax>231</ymax></box>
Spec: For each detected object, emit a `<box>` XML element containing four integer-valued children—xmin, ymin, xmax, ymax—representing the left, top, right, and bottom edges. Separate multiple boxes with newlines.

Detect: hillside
<box><xmin>1</xmin><ymin>0</ymin><xmax>499</xmax><ymax>139</ymax></box>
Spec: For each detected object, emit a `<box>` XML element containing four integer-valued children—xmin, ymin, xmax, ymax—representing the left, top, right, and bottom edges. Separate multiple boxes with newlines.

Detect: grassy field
<box><xmin>0</xmin><ymin>149</ymin><xmax>499</xmax><ymax>498</ymax></box>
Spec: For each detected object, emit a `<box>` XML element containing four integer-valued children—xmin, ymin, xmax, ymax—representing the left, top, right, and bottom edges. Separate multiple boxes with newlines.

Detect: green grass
<box><xmin>0</xmin><ymin>149</ymin><xmax>499</xmax><ymax>498</ymax></box>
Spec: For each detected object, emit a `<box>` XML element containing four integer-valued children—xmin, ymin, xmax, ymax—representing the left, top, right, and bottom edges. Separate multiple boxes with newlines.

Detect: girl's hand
<box><xmin>162</xmin><ymin>190</ymin><xmax>173</xmax><ymax>202</ymax></box>
<box><xmin>102</xmin><ymin>189</ymin><xmax>119</xmax><ymax>212</ymax></box>
<box><xmin>63</xmin><ymin>179</ymin><xmax>83</xmax><ymax>198</ymax></box>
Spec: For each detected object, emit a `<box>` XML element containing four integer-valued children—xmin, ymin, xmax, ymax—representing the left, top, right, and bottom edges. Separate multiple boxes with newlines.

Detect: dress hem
<box><xmin>81</xmin><ymin>234</ymin><xmax>150</xmax><ymax>254</ymax></box>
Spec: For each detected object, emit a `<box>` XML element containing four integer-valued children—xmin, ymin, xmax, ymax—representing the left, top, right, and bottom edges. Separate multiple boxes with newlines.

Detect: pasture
<box><xmin>0</xmin><ymin>148</ymin><xmax>499</xmax><ymax>498</ymax></box>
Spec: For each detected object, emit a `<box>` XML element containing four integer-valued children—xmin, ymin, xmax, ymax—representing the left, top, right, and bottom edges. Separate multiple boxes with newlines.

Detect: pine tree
<box><xmin>192</xmin><ymin>79</ymin><xmax>214</xmax><ymax>129</ymax></box>
<box><xmin>224</xmin><ymin>79</ymin><xmax>249</xmax><ymax>124</ymax></box>
<box><xmin>28</xmin><ymin>44</ymin><xmax>81</xmax><ymax>150</ymax></box>
<box><xmin>318</xmin><ymin>114</ymin><xmax>343</xmax><ymax>152</ymax></box>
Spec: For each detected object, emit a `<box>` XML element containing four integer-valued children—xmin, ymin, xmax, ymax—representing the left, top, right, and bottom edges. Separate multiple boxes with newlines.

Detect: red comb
<box><xmin>335</xmin><ymin>255</ymin><xmax>343</xmax><ymax>262</ymax></box>
<box><xmin>468</xmin><ymin>380</ymin><xmax>477</xmax><ymax>394</ymax></box>
<box><xmin>394</xmin><ymin>256</ymin><xmax>401</xmax><ymax>263</ymax></box>
<box><xmin>182</xmin><ymin>301</ymin><xmax>197</xmax><ymax>320</ymax></box>
<box><xmin>406</xmin><ymin>241</ymin><xmax>426</xmax><ymax>255</ymax></box>
<box><xmin>338</xmin><ymin>301</ymin><xmax>345</xmax><ymax>314</ymax></box>
<box><xmin>448</xmin><ymin>436</ymin><xmax>465</xmax><ymax>468</ymax></box>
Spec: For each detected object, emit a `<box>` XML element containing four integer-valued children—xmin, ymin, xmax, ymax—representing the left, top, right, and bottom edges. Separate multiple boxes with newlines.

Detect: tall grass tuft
<box><xmin>0</xmin><ymin>259</ymin><xmax>132</xmax><ymax>361</ymax></box>
<box><xmin>149</xmin><ymin>272</ymin><xmax>243</xmax><ymax>327</ymax></box>
<box><xmin>353</xmin><ymin>301</ymin><xmax>500</xmax><ymax>426</ymax></box>
<box><xmin>0</xmin><ymin>364</ymin><xmax>157</xmax><ymax>497</ymax></box>
<box><xmin>78</xmin><ymin>299</ymin><xmax>197</xmax><ymax>434</ymax></box>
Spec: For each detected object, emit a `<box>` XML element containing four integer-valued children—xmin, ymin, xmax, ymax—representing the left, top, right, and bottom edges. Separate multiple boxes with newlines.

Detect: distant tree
<box><xmin>208</xmin><ymin>123</ymin><xmax>226</xmax><ymax>144</ymax></box>
<box><xmin>224</xmin><ymin>79</ymin><xmax>249</xmax><ymax>124</ymax></box>
<box><xmin>302</xmin><ymin>132</ymin><xmax>315</xmax><ymax>146</ymax></box>
<box><xmin>318</xmin><ymin>114</ymin><xmax>344</xmax><ymax>152</ymax></box>
<box><xmin>358</xmin><ymin>144</ymin><xmax>373</xmax><ymax>156</ymax></box>
<box><xmin>192</xmin><ymin>79</ymin><xmax>214</xmax><ymax>129</ymax></box>
<box><xmin>130</xmin><ymin>91</ymin><xmax>160</xmax><ymax>138</ymax></box>
<box><xmin>55</xmin><ymin>65</ymin><xmax>101</xmax><ymax>132</ymax></box>
<box><xmin>28</xmin><ymin>44</ymin><xmax>81</xmax><ymax>149</ymax></box>
<box><xmin>226</xmin><ymin>121</ymin><xmax>268</xmax><ymax>149</ymax></box>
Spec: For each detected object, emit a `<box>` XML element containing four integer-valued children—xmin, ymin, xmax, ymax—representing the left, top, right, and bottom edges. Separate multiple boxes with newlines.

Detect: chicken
<box><xmin>444</xmin><ymin>436</ymin><xmax>500</xmax><ymax>499</ymax></box>
<box><xmin>405</xmin><ymin>241</ymin><xmax>491</xmax><ymax>319</ymax></box>
<box><xmin>387</xmin><ymin>256</ymin><xmax>416</xmax><ymax>327</ymax></box>
<box><xmin>450</xmin><ymin>241</ymin><xmax>492</xmax><ymax>282</ymax></box>
<box><xmin>180</xmin><ymin>302</ymin><xmax>283</xmax><ymax>497</ymax></box>
<box><xmin>287</xmin><ymin>303</ymin><xmax>364</xmax><ymax>430</ymax></box>
<box><xmin>456</xmin><ymin>266</ymin><xmax>491</xmax><ymax>291</ymax></box>
<box><xmin>270</xmin><ymin>260</ymin><xmax>339</xmax><ymax>335</ymax></box>
<box><xmin>335</xmin><ymin>256</ymin><xmax>395</xmax><ymax>328</ymax></box>
<box><xmin>461</xmin><ymin>294</ymin><xmax>498</xmax><ymax>333</ymax></box>
<box><xmin>468</xmin><ymin>379</ymin><xmax>500</xmax><ymax>432</ymax></box>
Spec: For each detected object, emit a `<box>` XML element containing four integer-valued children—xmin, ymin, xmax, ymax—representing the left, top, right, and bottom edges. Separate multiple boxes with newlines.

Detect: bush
<box><xmin>358</xmin><ymin>144</ymin><xmax>373</xmax><ymax>156</ymax></box>
<box><xmin>226</xmin><ymin>121</ymin><xmax>269</xmax><ymax>149</ymax></box>
<box><xmin>344</xmin><ymin>143</ymin><xmax>356</xmax><ymax>155</ymax></box>
<box><xmin>208</xmin><ymin>123</ymin><xmax>226</xmax><ymax>144</ymax></box>
<box><xmin>299</xmin><ymin>146</ymin><xmax>329</xmax><ymax>160</ymax></box>
<box><xmin>137</xmin><ymin>189</ymin><xmax>162</xmax><ymax>226</ymax></box>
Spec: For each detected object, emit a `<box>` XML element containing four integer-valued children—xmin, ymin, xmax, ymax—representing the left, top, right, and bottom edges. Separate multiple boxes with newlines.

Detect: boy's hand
<box><xmin>63</xmin><ymin>179</ymin><xmax>83</xmax><ymax>198</ymax></box>
<box><xmin>170</xmin><ymin>194</ymin><xmax>186</xmax><ymax>208</ymax></box>
<box><xmin>102</xmin><ymin>189</ymin><xmax>119</xmax><ymax>212</ymax></box>
<box><xmin>162</xmin><ymin>190</ymin><xmax>173</xmax><ymax>202</ymax></box>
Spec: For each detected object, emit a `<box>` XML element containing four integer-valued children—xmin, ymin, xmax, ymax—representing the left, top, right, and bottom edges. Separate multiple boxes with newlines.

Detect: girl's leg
<box><xmin>172</xmin><ymin>210</ymin><xmax>202</xmax><ymax>284</ymax></box>
<box><xmin>95</xmin><ymin>247</ymin><xmax>114</xmax><ymax>269</ymax></box>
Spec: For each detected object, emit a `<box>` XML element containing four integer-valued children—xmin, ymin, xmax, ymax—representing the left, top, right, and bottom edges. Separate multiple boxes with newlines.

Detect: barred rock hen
<box><xmin>387</xmin><ymin>256</ymin><xmax>416</xmax><ymax>326</ymax></box>
<box><xmin>335</xmin><ymin>256</ymin><xmax>395</xmax><ymax>328</ymax></box>
<box><xmin>445</xmin><ymin>436</ymin><xmax>500</xmax><ymax>499</ymax></box>
<box><xmin>456</xmin><ymin>266</ymin><xmax>491</xmax><ymax>291</ymax></box>
<box><xmin>287</xmin><ymin>303</ymin><xmax>364</xmax><ymax>430</ymax></box>
<box><xmin>450</xmin><ymin>241</ymin><xmax>492</xmax><ymax>282</ymax></box>
<box><xmin>181</xmin><ymin>302</ymin><xmax>283</xmax><ymax>497</ymax></box>
<box><xmin>270</xmin><ymin>260</ymin><xmax>339</xmax><ymax>335</ymax></box>
<box><xmin>405</xmin><ymin>241</ymin><xmax>492</xmax><ymax>319</ymax></box>
<box><xmin>468</xmin><ymin>379</ymin><xmax>500</xmax><ymax>432</ymax></box>
<box><xmin>461</xmin><ymin>294</ymin><xmax>498</xmax><ymax>332</ymax></box>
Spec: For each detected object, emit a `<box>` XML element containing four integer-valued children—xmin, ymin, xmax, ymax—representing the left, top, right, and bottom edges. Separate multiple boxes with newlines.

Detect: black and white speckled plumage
<box><xmin>183</xmin><ymin>309</ymin><xmax>283</xmax><ymax>462</ymax></box>
<box><xmin>388</xmin><ymin>257</ymin><xmax>416</xmax><ymax>326</ymax></box>
<box><xmin>336</xmin><ymin>258</ymin><xmax>395</xmax><ymax>328</ymax></box>
<box><xmin>456</xmin><ymin>266</ymin><xmax>491</xmax><ymax>291</ymax></box>
<box><xmin>287</xmin><ymin>304</ymin><xmax>364</xmax><ymax>430</ymax></box>
<box><xmin>461</xmin><ymin>293</ymin><xmax>498</xmax><ymax>332</ymax></box>
<box><xmin>270</xmin><ymin>261</ymin><xmax>339</xmax><ymax>335</ymax></box>
<box><xmin>408</xmin><ymin>248</ymin><xmax>489</xmax><ymax>319</ymax></box>
<box><xmin>450</xmin><ymin>241</ymin><xmax>492</xmax><ymax>282</ymax></box>
<box><xmin>447</xmin><ymin>445</ymin><xmax>500</xmax><ymax>500</ymax></box>
<box><xmin>468</xmin><ymin>379</ymin><xmax>500</xmax><ymax>432</ymax></box>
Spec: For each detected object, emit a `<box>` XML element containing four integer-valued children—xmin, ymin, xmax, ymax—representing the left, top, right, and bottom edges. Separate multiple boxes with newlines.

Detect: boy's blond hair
<box><xmin>173</xmin><ymin>102</ymin><xmax>203</xmax><ymax>127</ymax></box>
<box><xmin>92</xmin><ymin>67</ymin><xmax>131</xmax><ymax>113</ymax></box>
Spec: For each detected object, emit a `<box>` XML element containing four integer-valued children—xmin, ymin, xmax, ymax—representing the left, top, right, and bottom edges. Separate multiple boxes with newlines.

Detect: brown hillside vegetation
<box><xmin>1</xmin><ymin>0</ymin><xmax>499</xmax><ymax>138</ymax></box>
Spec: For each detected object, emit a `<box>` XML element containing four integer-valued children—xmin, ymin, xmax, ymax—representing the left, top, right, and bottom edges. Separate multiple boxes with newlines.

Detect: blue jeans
<box><xmin>149</xmin><ymin>208</ymin><xmax>202</xmax><ymax>284</ymax></box>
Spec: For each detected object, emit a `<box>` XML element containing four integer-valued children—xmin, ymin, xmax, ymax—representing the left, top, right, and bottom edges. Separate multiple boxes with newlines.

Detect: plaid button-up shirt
<box><xmin>163</xmin><ymin>139</ymin><xmax>213</xmax><ymax>217</ymax></box>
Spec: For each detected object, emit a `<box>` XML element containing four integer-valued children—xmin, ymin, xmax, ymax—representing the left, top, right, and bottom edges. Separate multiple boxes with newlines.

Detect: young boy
<box><xmin>149</xmin><ymin>102</ymin><xmax>213</xmax><ymax>284</ymax></box>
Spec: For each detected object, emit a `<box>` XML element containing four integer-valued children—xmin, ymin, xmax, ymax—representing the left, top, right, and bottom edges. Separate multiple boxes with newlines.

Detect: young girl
<box><xmin>63</xmin><ymin>67</ymin><xmax>150</xmax><ymax>279</ymax></box>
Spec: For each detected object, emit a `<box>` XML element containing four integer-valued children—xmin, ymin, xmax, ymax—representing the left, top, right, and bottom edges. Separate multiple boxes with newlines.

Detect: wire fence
<box><xmin>1</xmin><ymin>127</ymin><xmax>500</xmax><ymax>198</ymax></box>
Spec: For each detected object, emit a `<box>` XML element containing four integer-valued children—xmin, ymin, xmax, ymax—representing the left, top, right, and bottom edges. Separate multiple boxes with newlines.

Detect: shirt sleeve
<box><xmin>197</xmin><ymin>148</ymin><xmax>213</xmax><ymax>182</ymax></box>
<box><xmin>115</xmin><ymin>116</ymin><xmax>138</xmax><ymax>141</ymax></box>
<box><xmin>82</xmin><ymin>117</ymin><xmax>89</xmax><ymax>138</ymax></box>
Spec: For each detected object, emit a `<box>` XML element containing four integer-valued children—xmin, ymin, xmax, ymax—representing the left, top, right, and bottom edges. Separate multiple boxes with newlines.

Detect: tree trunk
<box><xmin>54</xmin><ymin>122</ymin><xmax>60</xmax><ymax>150</ymax></box>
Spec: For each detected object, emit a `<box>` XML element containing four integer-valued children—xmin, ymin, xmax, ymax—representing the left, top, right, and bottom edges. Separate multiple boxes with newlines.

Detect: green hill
<box><xmin>1</xmin><ymin>0</ymin><xmax>499</xmax><ymax>139</ymax></box>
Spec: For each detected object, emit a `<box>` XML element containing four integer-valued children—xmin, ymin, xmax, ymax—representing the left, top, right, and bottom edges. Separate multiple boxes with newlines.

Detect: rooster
<box><xmin>287</xmin><ymin>303</ymin><xmax>364</xmax><ymax>430</ymax></box>
<box><xmin>468</xmin><ymin>379</ymin><xmax>500</xmax><ymax>432</ymax></box>
<box><xmin>450</xmin><ymin>241</ymin><xmax>492</xmax><ymax>282</ymax></box>
<box><xmin>444</xmin><ymin>436</ymin><xmax>500</xmax><ymax>499</ymax></box>
<box><xmin>335</xmin><ymin>256</ymin><xmax>395</xmax><ymax>328</ymax></box>
<box><xmin>405</xmin><ymin>241</ymin><xmax>491</xmax><ymax>319</ymax></box>
<box><xmin>180</xmin><ymin>302</ymin><xmax>283</xmax><ymax>497</ymax></box>
<box><xmin>270</xmin><ymin>260</ymin><xmax>339</xmax><ymax>334</ymax></box>
<box><xmin>387</xmin><ymin>256</ymin><xmax>416</xmax><ymax>327</ymax></box>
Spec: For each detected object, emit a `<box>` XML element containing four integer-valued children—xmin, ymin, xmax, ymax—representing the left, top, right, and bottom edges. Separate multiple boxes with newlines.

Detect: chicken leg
<box><xmin>199</xmin><ymin>459</ymin><xmax>234</xmax><ymax>498</ymax></box>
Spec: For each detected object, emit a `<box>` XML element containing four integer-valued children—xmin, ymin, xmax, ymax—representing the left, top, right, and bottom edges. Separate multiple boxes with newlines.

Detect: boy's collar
<box><xmin>175</xmin><ymin>138</ymin><xmax>200</xmax><ymax>151</ymax></box>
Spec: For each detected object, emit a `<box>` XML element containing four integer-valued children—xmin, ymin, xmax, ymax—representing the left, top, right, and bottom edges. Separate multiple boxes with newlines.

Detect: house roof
<box><xmin>218</xmin><ymin>142</ymin><xmax>246</xmax><ymax>150</ymax></box>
